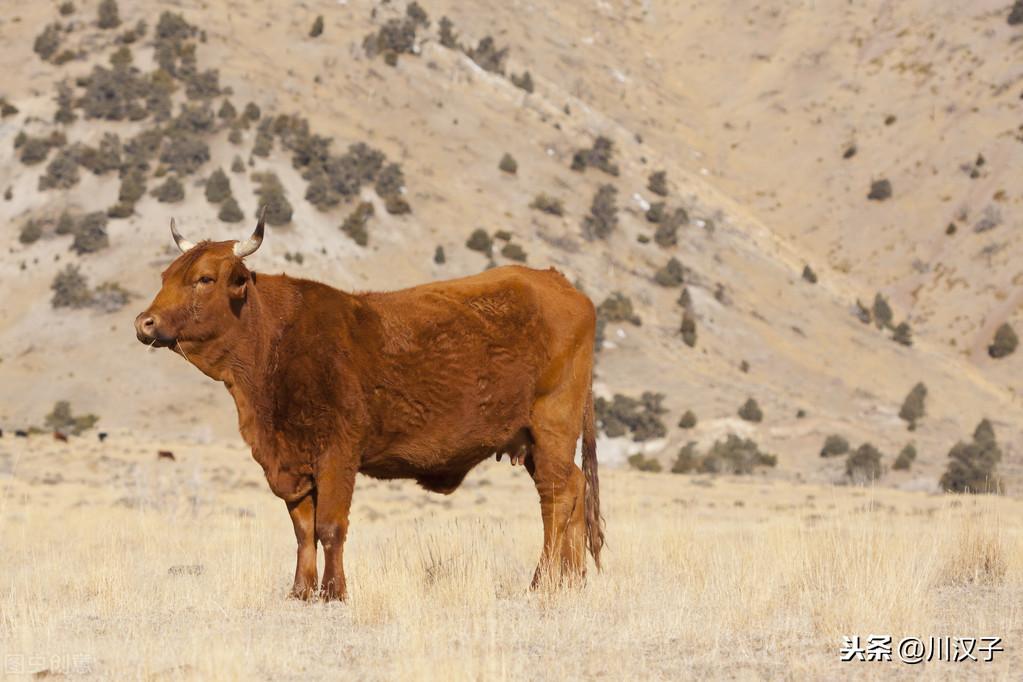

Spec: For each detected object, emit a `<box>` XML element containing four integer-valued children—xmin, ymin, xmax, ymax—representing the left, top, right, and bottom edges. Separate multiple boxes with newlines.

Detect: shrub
<box><xmin>231</xmin><ymin>156</ymin><xmax>245</xmax><ymax>173</ymax></box>
<box><xmin>988</xmin><ymin>323</ymin><xmax>1018</xmax><ymax>359</ymax></box>
<box><xmin>51</xmin><ymin>265</ymin><xmax>93</xmax><ymax>308</ymax></box>
<box><xmin>55</xmin><ymin>212</ymin><xmax>75</xmax><ymax>235</ymax></box>
<box><xmin>465</xmin><ymin>36</ymin><xmax>508</xmax><ymax>74</ymax></box>
<box><xmin>940</xmin><ymin>420</ymin><xmax>1003</xmax><ymax>493</ymax></box>
<box><xmin>19</xmin><ymin>135</ymin><xmax>56</xmax><ymax>165</ymax></box>
<box><xmin>71</xmin><ymin>212</ymin><xmax>110</xmax><ymax>254</ymax></box>
<box><xmin>846</xmin><ymin>443</ymin><xmax>883</xmax><ymax>484</ymax></box>
<box><xmin>374</xmin><ymin>162</ymin><xmax>404</xmax><ymax>198</ymax></box>
<box><xmin>678</xmin><ymin>410</ymin><xmax>697</xmax><ymax>429</ymax></box>
<box><xmin>59</xmin><ymin>1</ymin><xmax>75</xmax><ymax>15</ymax></box>
<box><xmin>77</xmin><ymin>133</ymin><xmax>123</xmax><ymax>175</ymax></box>
<box><xmin>252</xmin><ymin>119</ymin><xmax>273</xmax><ymax>157</ymax></box>
<box><xmin>384</xmin><ymin>194</ymin><xmax>411</xmax><ymax>215</ymax></box>
<box><xmin>899</xmin><ymin>382</ymin><xmax>927</xmax><ymax>431</ymax></box>
<box><xmin>872</xmin><ymin>293</ymin><xmax>893</xmax><ymax>329</ymax></box>
<box><xmin>92</xmin><ymin>282</ymin><xmax>132</xmax><ymax>313</ymax></box>
<box><xmin>218</xmin><ymin>99</ymin><xmax>237</xmax><ymax>121</ymax></box>
<box><xmin>653</xmin><ymin>208</ymin><xmax>687</xmax><ymax>247</ymax></box>
<box><xmin>654</xmin><ymin>257</ymin><xmax>685</xmax><ymax>287</ymax></box>
<box><xmin>34</xmin><ymin>23</ymin><xmax>62</xmax><ymax>61</ymax></box>
<box><xmin>466</xmin><ymin>229</ymin><xmax>493</xmax><ymax>255</ymax></box>
<box><xmin>671</xmin><ymin>442</ymin><xmax>700</xmax><ymax>473</ymax></box>
<box><xmin>406</xmin><ymin>2</ymin><xmax>429</xmax><ymax>27</ymax></box>
<box><xmin>434</xmin><ymin>246</ymin><xmax>445</xmax><ymax>264</ymax></box>
<box><xmin>893</xmin><ymin>444</ymin><xmax>916</xmax><ymax>471</ymax></box>
<box><xmin>363</xmin><ymin>17</ymin><xmax>418</xmax><ymax>64</ymax></box>
<box><xmin>19</xmin><ymin>220</ymin><xmax>42</xmax><ymax>245</ymax></box>
<box><xmin>582</xmin><ymin>184</ymin><xmax>617</xmax><ymax>240</ymax></box>
<box><xmin>571</xmin><ymin>136</ymin><xmax>619</xmax><ymax>176</ymax></box>
<box><xmin>647</xmin><ymin>170</ymin><xmax>668</xmax><ymax>197</ymax></box>
<box><xmin>1011</xmin><ymin>0</ymin><xmax>1023</xmax><ymax>25</ymax></box>
<box><xmin>252</xmin><ymin>172</ymin><xmax>292</xmax><ymax>225</ymax></box>
<box><xmin>218</xmin><ymin>196</ymin><xmax>244</xmax><ymax>223</ymax></box>
<box><xmin>161</xmin><ymin>132</ymin><xmax>210</xmax><ymax>175</ymax></box>
<box><xmin>54</xmin><ymin>83</ymin><xmax>76</xmax><ymax>124</ymax></box>
<box><xmin>510</xmin><ymin>71</ymin><xmax>533</xmax><ymax>93</ymax></box>
<box><xmin>45</xmin><ymin>401</ymin><xmax>99</xmax><ymax>436</ymax></box>
<box><xmin>738</xmin><ymin>398</ymin><xmax>763</xmax><ymax>423</ymax></box>
<box><xmin>152</xmin><ymin>175</ymin><xmax>185</xmax><ymax>202</ymax></box>
<box><xmin>680</xmin><ymin>312</ymin><xmax>697</xmax><ymax>347</ymax></box>
<box><xmin>244</xmin><ymin>102</ymin><xmax>261</xmax><ymax>122</ymax></box>
<box><xmin>341</xmin><ymin>201</ymin><xmax>374</xmax><ymax>246</ymax></box>
<box><xmin>892</xmin><ymin>321</ymin><xmax>913</xmax><ymax>347</ymax></box>
<box><xmin>438</xmin><ymin>16</ymin><xmax>458</xmax><ymax>48</ymax></box>
<box><xmin>802</xmin><ymin>264</ymin><xmax>817</xmax><ymax>284</ymax></box>
<box><xmin>820</xmin><ymin>435</ymin><xmax>850</xmax><ymax>458</ymax></box>
<box><xmin>701</xmin><ymin>434</ymin><xmax>777</xmax><ymax>474</ymax></box>
<box><xmin>501</xmin><ymin>243</ymin><xmax>527</xmax><ymax>262</ymax></box>
<box><xmin>597</xmin><ymin>292</ymin><xmax>641</xmax><ymax>325</ymax></box>
<box><xmin>595</xmin><ymin>392</ymin><xmax>667</xmax><ymax>442</ymax></box>
<box><xmin>98</xmin><ymin>0</ymin><xmax>121</xmax><ymax>29</ymax></box>
<box><xmin>38</xmin><ymin>150</ymin><xmax>80</xmax><ymax>190</ymax></box>
<box><xmin>627</xmin><ymin>453</ymin><xmax>662</xmax><ymax>473</ymax></box>
<box><xmin>867</xmin><ymin>178</ymin><xmax>891</xmax><ymax>201</ymax></box>
<box><xmin>530</xmin><ymin>194</ymin><xmax>563</xmax><ymax>216</ymax></box>
<box><xmin>205</xmin><ymin>168</ymin><xmax>231</xmax><ymax>203</ymax></box>
<box><xmin>309</xmin><ymin>15</ymin><xmax>324</xmax><ymax>38</ymax></box>
<box><xmin>498</xmin><ymin>153</ymin><xmax>517</xmax><ymax>174</ymax></box>
<box><xmin>118</xmin><ymin>171</ymin><xmax>146</xmax><ymax>203</ymax></box>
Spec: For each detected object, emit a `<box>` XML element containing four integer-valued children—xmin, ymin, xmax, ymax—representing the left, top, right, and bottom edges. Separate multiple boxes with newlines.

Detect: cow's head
<box><xmin>134</xmin><ymin>209</ymin><xmax>265</xmax><ymax>352</ymax></box>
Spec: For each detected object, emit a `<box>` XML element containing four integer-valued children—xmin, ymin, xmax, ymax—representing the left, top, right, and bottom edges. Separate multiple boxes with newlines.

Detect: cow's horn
<box><xmin>233</xmin><ymin>206</ymin><xmax>266</xmax><ymax>258</ymax></box>
<box><xmin>170</xmin><ymin>218</ymin><xmax>195</xmax><ymax>253</ymax></box>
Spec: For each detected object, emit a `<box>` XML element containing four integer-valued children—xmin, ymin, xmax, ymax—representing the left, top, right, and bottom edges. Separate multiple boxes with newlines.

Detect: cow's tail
<box><xmin>581</xmin><ymin>386</ymin><xmax>605</xmax><ymax>570</ymax></box>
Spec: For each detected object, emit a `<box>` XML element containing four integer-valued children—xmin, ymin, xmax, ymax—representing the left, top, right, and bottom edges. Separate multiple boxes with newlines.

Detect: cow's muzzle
<box><xmin>134</xmin><ymin>312</ymin><xmax>175</xmax><ymax>347</ymax></box>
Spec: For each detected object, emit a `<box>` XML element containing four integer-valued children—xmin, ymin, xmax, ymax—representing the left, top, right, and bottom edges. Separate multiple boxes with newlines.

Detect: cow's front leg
<box><xmin>286</xmin><ymin>493</ymin><xmax>318</xmax><ymax>600</ymax></box>
<box><xmin>316</xmin><ymin>464</ymin><xmax>356</xmax><ymax>601</ymax></box>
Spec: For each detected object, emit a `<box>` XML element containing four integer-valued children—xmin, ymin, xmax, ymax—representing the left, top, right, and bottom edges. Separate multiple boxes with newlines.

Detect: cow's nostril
<box><xmin>142</xmin><ymin>317</ymin><xmax>155</xmax><ymax>329</ymax></box>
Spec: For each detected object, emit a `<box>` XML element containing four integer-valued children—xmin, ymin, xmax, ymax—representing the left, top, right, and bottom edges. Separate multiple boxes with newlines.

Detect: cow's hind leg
<box><xmin>528</xmin><ymin>393</ymin><xmax>587</xmax><ymax>588</ymax></box>
<box><xmin>286</xmin><ymin>493</ymin><xmax>318</xmax><ymax>600</ymax></box>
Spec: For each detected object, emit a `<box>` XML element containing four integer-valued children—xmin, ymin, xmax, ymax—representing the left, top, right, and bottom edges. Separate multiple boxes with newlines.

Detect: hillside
<box><xmin>0</xmin><ymin>0</ymin><xmax>1020</xmax><ymax>493</ymax></box>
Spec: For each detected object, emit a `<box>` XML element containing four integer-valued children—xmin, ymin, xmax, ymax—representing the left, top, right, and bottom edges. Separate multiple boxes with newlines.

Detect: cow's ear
<box><xmin>228</xmin><ymin>262</ymin><xmax>250</xmax><ymax>300</ymax></box>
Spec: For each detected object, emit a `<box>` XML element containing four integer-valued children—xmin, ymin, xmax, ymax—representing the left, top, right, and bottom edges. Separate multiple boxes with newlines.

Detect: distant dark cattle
<box><xmin>157</xmin><ymin>450</ymin><xmax>176</xmax><ymax>461</ymax></box>
<box><xmin>15</xmin><ymin>430</ymin><xmax>28</xmax><ymax>438</ymax></box>
<box><xmin>134</xmin><ymin>213</ymin><xmax>604</xmax><ymax>601</ymax></box>
<box><xmin>53</xmin><ymin>432</ymin><xmax>68</xmax><ymax>443</ymax></box>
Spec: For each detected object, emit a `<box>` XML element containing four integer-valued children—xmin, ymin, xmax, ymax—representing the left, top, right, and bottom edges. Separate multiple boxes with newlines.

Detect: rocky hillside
<box><xmin>0</xmin><ymin>0</ymin><xmax>1020</xmax><ymax>492</ymax></box>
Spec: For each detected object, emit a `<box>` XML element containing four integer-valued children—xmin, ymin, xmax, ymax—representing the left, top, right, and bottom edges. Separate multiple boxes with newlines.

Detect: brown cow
<box><xmin>135</xmin><ymin>213</ymin><xmax>604</xmax><ymax>600</ymax></box>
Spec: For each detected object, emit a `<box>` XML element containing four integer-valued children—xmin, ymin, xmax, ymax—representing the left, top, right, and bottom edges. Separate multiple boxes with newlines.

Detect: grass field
<box><xmin>1</xmin><ymin>435</ymin><xmax>1021</xmax><ymax>680</ymax></box>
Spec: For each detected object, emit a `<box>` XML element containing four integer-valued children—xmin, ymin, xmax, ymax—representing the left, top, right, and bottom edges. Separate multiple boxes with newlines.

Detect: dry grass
<box><xmin>1</xmin><ymin>438</ymin><xmax>1022</xmax><ymax>680</ymax></box>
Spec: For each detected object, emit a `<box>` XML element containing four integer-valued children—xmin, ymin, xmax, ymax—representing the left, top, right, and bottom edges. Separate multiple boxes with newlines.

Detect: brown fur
<box><xmin>135</xmin><ymin>236</ymin><xmax>604</xmax><ymax>600</ymax></box>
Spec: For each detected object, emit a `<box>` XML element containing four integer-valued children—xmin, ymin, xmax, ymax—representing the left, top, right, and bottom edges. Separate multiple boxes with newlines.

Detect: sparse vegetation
<box><xmin>433</xmin><ymin>246</ymin><xmax>445</xmax><ymax>264</ymax></box>
<box><xmin>595</xmin><ymin>392</ymin><xmax>667</xmax><ymax>442</ymax></box>
<box><xmin>582</xmin><ymin>184</ymin><xmax>617</xmax><ymax>240</ymax></box>
<box><xmin>677</xmin><ymin>410</ymin><xmax>697</xmax><ymax>429</ymax></box>
<box><xmin>893</xmin><ymin>444</ymin><xmax>916</xmax><ymax>471</ymax></box>
<box><xmin>510</xmin><ymin>71</ymin><xmax>533</xmax><ymax>93</ymax></box>
<box><xmin>252</xmin><ymin>172</ymin><xmax>292</xmax><ymax>225</ymax></box>
<box><xmin>34</xmin><ymin>24</ymin><xmax>62</xmax><ymax>62</ymax></box>
<box><xmin>597</xmin><ymin>292</ymin><xmax>641</xmax><ymax>326</ymax></box>
<box><xmin>98</xmin><ymin>0</ymin><xmax>121</xmax><ymax>29</ymax></box>
<box><xmin>653</xmin><ymin>257</ymin><xmax>685</xmax><ymax>287</ymax></box>
<box><xmin>627</xmin><ymin>453</ymin><xmax>662</xmax><ymax>473</ymax></box>
<box><xmin>846</xmin><ymin>443</ymin><xmax>883</xmax><ymax>484</ymax></box>
<box><xmin>205</xmin><ymin>168</ymin><xmax>231</xmax><ymax>203</ymax></box>
<box><xmin>571</xmin><ymin>136</ymin><xmax>619</xmax><ymax>176</ymax></box>
<box><xmin>820</xmin><ymin>435</ymin><xmax>850</xmax><ymax>458</ymax></box>
<box><xmin>653</xmin><ymin>207</ymin><xmax>687</xmax><ymax>248</ymax></box>
<box><xmin>38</xmin><ymin>149</ymin><xmax>80</xmax><ymax>191</ymax></box>
<box><xmin>71</xmin><ymin>212</ymin><xmax>110</xmax><ymax>255</ymax></box>
<box><xmin>680</xmin><ymin>311</ymin><xmax>697</xmax><ymax>348</ymax></box>
<box><xmin>802</xmin><ymin>265</ymin><xmax>817</xmax><ymax>284</ymax></box>
<box><xmin>872</xmin><ymin>293</ymin><xmax>893</xmax><ymax>330</ymax></box>
<box><xmin>465</xmin><ymin>36</ymin><xmax>508</xmax><ymax>74</ymax></box>
<box><xmin>530</xmin><ymin>194</ymin><xmax>563</xmax><ymax>216</ymax></box>
<box><xmin>867</xmin><ymin>178</ymin><xmax>892</xmax><ymax>201</ymax></box>
<box><xmin>738</xmin><ymin>398</ymin><xmax>763</xmax><ymax>423</ymax></box>
<box><xmin>45</xmin><ymin>401</ymin><xmax>99</xmax><ymax>436</ymax></box>
<box><xmin>51</xmin><ymin>265</ymin><xmax>94</xmax><ymax>309</ymax></box>
<box><xmin>218</xmin><ymin>197</ymin><xmax>244</xmax><ymax>223</ymax></box>
<box><xmin>647</xmin><ymin>170</ymin><xmax>668</xmax><ymax>197</ymax></box>
<box><xmin>892</xmin><ymin>322</ymin><xmax>913</xmax><ymax>347</ymax></box>
<box><xmin>309</xmin><ymin>15</ymin><xmax>324</xmax><ymax>38</ymax></box>
<box><xmin>988</xmin><ymin>323</ymin><xmax>1018</xmax><ymax>359</ymax></box>
<box><xmin>341</xmin><ymin>202</ymin><xmax>375</xmax><ymax>246</ymax></box>
<box><xmin>19</xmin><ymin>220</ymin><xmax>42</xmax><ymax>245</ymax></box>
<box><xmin>498</xmin><ymin>153</ymin><xmax>517</xmax><ymax>174</ymax></box>
<box><xmin>152</xmin><ymin>175</ymin><xmax>185</xmax><ymax>202</ymax></box>
<box><xmin>671</xmin><ymin>435</ymin><xmax>776</xmax><ymax>474</ymax></box>
<box><xmin>500</xmin><ymin>243</ymin><xmax>527</xmax><ymax>262</ymax></box>
<box><xmin>940</xmin><ymin>419</ymin><xmax>1003</xmax><ymax>494</ymax></box>
<box><xmin>466</xmin><ymin>229</ymin><xmax>493</xmax><ymax>256</ymax></box>
<box><xmin>898</xmin><ymin>382</ymin><xmax>927</xmax><ymax>431</ymax></box>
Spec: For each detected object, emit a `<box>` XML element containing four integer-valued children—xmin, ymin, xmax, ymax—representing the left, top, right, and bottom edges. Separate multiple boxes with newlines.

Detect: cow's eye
<box><xmin>197</xmin><ymin>275</ymin><xmax>215</xmax><ymax>285</ymax></box>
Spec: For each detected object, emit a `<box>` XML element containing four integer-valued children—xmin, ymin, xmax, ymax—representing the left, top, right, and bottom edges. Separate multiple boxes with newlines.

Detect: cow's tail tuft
<box><xmin>581</xmin><ymin>386</ymin><xmax>605</xmax><ymax>570</ymax></box>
